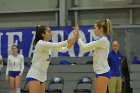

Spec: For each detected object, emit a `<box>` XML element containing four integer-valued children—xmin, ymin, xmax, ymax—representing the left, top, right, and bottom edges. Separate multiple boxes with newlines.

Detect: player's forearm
<box><xmin>67</xmin><ymin>40</ymin><xmax>76</xmax><ymax>49</ymax></box>
<box><xmin>67</xmin><ymin>37</ymin><xmax>75</xmax><ymax>44</ymax></box>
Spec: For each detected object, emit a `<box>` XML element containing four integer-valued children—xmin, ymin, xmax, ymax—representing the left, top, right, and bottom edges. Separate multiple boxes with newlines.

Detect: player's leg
<box><xmin>95</xmin><ymin>76</ymin><xmax>109</xmax><ymax>93</ymax></box>
<box><xmin>28</xmin><ymin>81</ymin><xmax>41</xmax><ymax>93</ymax></box>
<box><xmin>15</xmin><ymin>76</ymin><xmax>21</xmax><ymax>93</ymax></box>
<box><xmin>9</xmin><ymin>77</ymin><xmax>15</xmax><ymax>93</ymax></box>
<box><xmin>40</xmin><ymin>82</ymin><xmax>46</xmax><ymax>93</ymax></box>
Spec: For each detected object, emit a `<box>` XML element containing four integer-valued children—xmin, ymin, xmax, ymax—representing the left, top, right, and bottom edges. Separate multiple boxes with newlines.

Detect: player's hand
<box><xmin>72</xmin><ymin>31</ymin><xmax>78</xmax><ymax>42</ymax></box>
<box><xmin>68</xmin><ymin>24</ymin><xmax>80</xmax><ymax>44</ymax></box>
<box><xmin>73</xmin><ymin>24</ymin><xmax>80</xmax><ymax>31</ymax></box>
<box><xmin>73</xmin><ymin>24</ymin><xmax>80</xmax><ymax>40</ymax></box>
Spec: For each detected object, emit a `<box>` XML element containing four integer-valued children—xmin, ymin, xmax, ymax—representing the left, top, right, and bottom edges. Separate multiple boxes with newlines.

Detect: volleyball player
<box><xmin>26</xmin><ymin>25</ymin><xmax>77</xmax><ymax>93</ymax></box>
<box><xmin>75</xmin><ymin>19</ymin><xmax>113</xmax><ymax>93</ymax></box>
<box><xmin>6</xmin><ymin>45</ymin><xmax>24</xmax><ymax>93</ymax></box>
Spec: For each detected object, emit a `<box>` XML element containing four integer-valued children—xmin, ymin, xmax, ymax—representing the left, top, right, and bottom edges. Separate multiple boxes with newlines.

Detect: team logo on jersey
<box><xmin>118</xmin><ymin>57</ymin><xmax>121</xmax><ymax>60</ymax></box>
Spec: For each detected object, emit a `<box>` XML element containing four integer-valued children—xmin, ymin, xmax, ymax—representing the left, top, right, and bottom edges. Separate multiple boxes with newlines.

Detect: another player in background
<box><xmin>6</xmin><ymin>45</ymin><xmax>24</xmax><ymax>93</ymax></box>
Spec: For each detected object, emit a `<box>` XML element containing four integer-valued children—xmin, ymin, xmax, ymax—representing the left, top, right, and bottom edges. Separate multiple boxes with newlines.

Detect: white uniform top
<box><xmin>0</xmin><ymin>55</ymin><xmax>3</xmax><ymax>70</ymax></box>
<box><xmin>6</xmin><ymin>54</ymin><xmax>24</xmax><ymax>76</ymax></box>
<box><xmin>78</xmin><ymin>37</ymin><xmax>110</xmax><ymax>74</ymax></box>
<box><xmin>26</xmin><ymin>40</ymin><xmax>68</xmax><ymax>82</ymax></box>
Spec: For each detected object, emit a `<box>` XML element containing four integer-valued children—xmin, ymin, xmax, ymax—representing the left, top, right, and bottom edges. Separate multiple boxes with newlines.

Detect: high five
<box><xmin>26</xmin><ymin>19</ymin><xmax>113</xmax><ymax>93</ymax></box>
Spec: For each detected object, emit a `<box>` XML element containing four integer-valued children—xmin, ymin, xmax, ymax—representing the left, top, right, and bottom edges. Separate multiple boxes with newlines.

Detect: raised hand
<box><xmin>73</xmin><ymin>24</ymin><xmax>80</xmax><ymax>41</ymax></box>
<box><xmin>73</xmin><ymin>24</ymin><xmax>80</xmax><ymax>31</ymax></box>
<box><xmin>67</xmin><ymin>24</ymin><xmax>80</xmax><ymax>49</ymax></box>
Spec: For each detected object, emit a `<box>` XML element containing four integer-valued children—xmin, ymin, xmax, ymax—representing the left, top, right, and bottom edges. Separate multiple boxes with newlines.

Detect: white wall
<box><xmin>0</xmin><ymin>0</ymin><xmax>57</xmax><ymax>11</ymax></box>
<box><xmin>78</xmin><ymin>9</ymin><xmax>129</xmax><ymax>25</ymax></box>
<box><xmin>0</xmin><ymin>0</ymin><xmax>140</xmax><ymax>28</ymax></box>
<box><xmin>0</xmin><ymin>12</ymin><xmax>57</xmax><ymax>28</ymax></box>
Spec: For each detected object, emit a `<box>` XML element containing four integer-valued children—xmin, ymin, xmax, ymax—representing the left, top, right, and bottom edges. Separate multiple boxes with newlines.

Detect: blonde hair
<box><xmin>95</xmin><ymin>19</ymin><xmax>113</xmax><ymax>36</ymax></box>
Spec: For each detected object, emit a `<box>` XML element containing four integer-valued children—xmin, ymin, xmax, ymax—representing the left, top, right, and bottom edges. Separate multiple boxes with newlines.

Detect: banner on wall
<box><xmin>0</xmin><ymin>26</ymin><xmax>99</xmax><ymax>57</ymax></box>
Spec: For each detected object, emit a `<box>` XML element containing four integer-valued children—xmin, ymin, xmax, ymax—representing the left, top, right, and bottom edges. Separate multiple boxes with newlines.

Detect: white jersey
<box><xmin>26</xmin><ymin>40</ymin><xmax>68</xmax><ymax>82</ymax></box>
<box><xmin>78</xmin><ymin>37</ymin><xmax>110</xmax><ymax>74</ymax></box>
<box><xmin>6</xmin><ymin>54</ymin><xmax>24</xmax><ymax>76</ymax></box>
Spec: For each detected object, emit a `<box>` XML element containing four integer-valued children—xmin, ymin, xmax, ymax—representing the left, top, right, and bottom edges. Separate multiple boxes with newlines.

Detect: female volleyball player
<box><xmin>26</xmin><ymin>25</ymin><xmax>77</xmax><ymax>93</ymax></box>
<box><xmin>5</xmin><ymin>45</ymin><xmax>24</xmax><ymax>93</ymax></box>
<box><xmin>75</xmin><ymin>19</ymin><xmax>113</xmax><ymax>93</ymax></box>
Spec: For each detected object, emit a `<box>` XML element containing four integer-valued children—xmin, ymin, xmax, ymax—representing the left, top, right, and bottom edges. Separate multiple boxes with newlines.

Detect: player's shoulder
<box><xmin>97</xmin><ymin>37</ymin><xmax>108</xmax><ymax>43</ymax></box>
<box><xmin>101</xmin><ymin>37</ymin><xmax>108</xmax><ymax>40</ymax></box>
<box><xmin>8</xmin><ymin>55</ymin><xmax>13</xmax><ymax>58</ymax></box>
<box><xmin>18</xmin><ymin>54</ymin><xmax>24</xmax><ymax>58</ymax></box>
<box><xmin>37</xmin><ymin>40</ymin><xmax>50</xmax><ymax>45</ymax></box>
<box><xmin>35</xmin><ymin>40</ymin><xmax>45</xmax><ymax>48</ymax></box>
<box><xmin>37</xmin><ymin>40</ymin><xmax>44</xmax><ymax>44</ymax></box>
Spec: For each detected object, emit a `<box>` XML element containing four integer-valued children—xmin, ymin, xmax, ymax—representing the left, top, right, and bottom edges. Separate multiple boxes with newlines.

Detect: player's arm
<box><xmin>78</xmin><ymin>38</ymin><xmax>106</xmax><ymax>53</ymax></box>
<box><xmin>51</xmin><ymin>31</ymin><xmax>78</xmax><ymax>53</ymax></box>
<box><xmin>39</xmin><ymin>26</ymin><xmax>78</xmax><ymax>50</ymax></box>
<box><xmin>51</xmin><ymin>40</ymin><xmax>76</xmax><ymax>53</ymax></box>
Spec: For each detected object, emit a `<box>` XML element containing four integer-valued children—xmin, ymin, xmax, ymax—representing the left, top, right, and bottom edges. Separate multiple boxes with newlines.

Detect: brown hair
<box><xmin>33</xmin><ymin>25</ymin><xmax>48</xmax><ymax>46</ymax></box>
<box><xmin>95</xmin><ymin>19</ymin><xmax>113</xmax><ymax>36</ymax></box>
<box><xmin>12</xmin><ymin>45</ymin><xmax>18</xmax><ymax>49</ymax></box>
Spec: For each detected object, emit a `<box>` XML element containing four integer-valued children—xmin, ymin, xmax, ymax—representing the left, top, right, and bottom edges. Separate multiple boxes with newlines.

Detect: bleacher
<box><xmin>1</xmin><ymin>56</ymin><xmax>140</xmax><ymax>93</ymax></box>
<box><xmin>130</xmin><ymin>64</ymin><xmax>140</xmax><ymax>93</ymax></box>
<box><xmin>0</xmin><ymin>57</ymin><xmax>95</xmax><ymax>93</ymax></box>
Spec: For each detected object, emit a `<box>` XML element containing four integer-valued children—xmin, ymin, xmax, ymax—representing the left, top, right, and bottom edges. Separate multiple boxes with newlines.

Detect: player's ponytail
<box><xmin>33</xmin><ymin>25</ymin><xmax>47</xmax><ymax>46</ymax></box>
<box><xmin>105</xmin><ymin>19</ymin><xmax>113</xmax><ymax>36</ymax></box>
<box><xmin>95</xmin><ymin>19</ymin><xmax>113</xmax><ymax>36</ymax></box>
